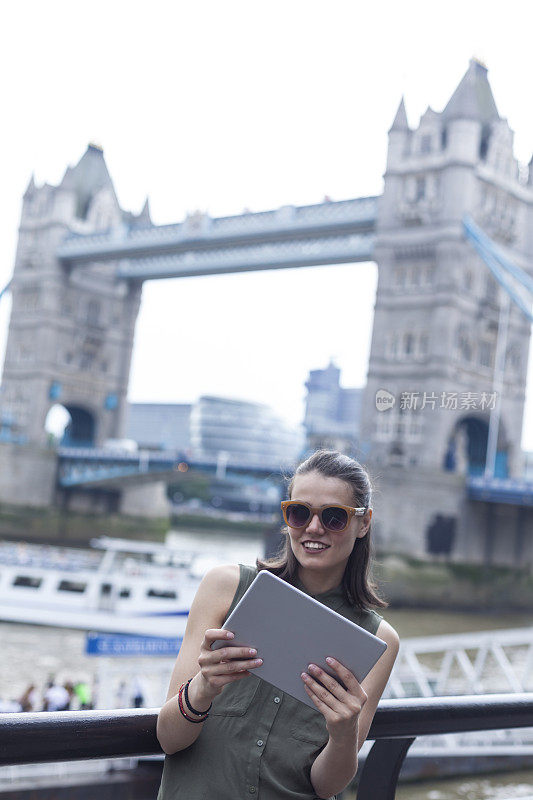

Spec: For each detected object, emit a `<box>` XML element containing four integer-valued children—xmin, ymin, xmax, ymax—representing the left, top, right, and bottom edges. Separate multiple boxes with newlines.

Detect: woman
<box><xmin>157</xmin><ymin>450</ymin><xmax>399</xmax><ymax>800</ymax></box>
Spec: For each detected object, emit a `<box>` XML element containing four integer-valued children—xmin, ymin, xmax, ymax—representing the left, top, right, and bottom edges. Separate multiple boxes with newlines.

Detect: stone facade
<box><xmin>0</xmin><ymin>145</ymin><xmax>147</xmax><ymax>449</ymax></box>
<box><xmin>361</xmin><ymin>61</ymin><xmax>532</xmax><ymax>476</ymax></box>
<box><xmin>0</xmin><ymin>145</ymin><xmax>170</xmax><ymax>519</ymax></box>
<box><xmin>369</xmin><ymin>463</ymin><xmax>533</xmax><ymax>569</ymax></box>
<box><xmin>359</xmin><ymin>60</ymin><xmax>533</xmax><ymax>563</ymax></box>
<box><xmin>0</xmin><ymin>443</ymin><xmax>56</xmax><ymax>507</ymax></box>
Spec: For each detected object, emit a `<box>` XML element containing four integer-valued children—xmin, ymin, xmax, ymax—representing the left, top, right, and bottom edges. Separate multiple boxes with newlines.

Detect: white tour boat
<box><xmin>0</xmin><ymin>536</ymin><xmax>222</xmax><ymax>637</ymax></box>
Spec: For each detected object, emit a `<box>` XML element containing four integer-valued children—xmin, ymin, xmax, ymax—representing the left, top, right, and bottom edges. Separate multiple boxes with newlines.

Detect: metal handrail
<box><xmin>1</xmin><ymin>694</ymin><xmax>532</xmax><ymax>800</ymax></box>
<box><xmin>0</xmin><ymin>693</ymin><xmax>531</xmax><ymax>766</ymax></box>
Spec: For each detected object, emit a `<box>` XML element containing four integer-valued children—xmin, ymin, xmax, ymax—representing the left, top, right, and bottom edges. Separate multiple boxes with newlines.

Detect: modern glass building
<box><xmin>190</xmin><ymin>396</ymin><xmax>304</xmax><ymax>467</ymax></box>
<box><xmin>304</xmin><ymin>362</ymin><xmax>363</xmax><ymax>455</ymax></box>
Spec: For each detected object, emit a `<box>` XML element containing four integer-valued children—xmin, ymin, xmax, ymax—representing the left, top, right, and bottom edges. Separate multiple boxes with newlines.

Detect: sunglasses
<box><xmin>281</xmin><ymin>500</ymin><xmax>367</xmax><ymax>533</ymax></box>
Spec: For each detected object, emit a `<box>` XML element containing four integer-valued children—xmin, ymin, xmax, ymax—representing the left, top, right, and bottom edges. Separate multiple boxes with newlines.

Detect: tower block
<box><xmin>1</xmin><ymin>145</ymin><xmax>150</xmax><ymax>449</ymax></box>
<box><xmin>360</xmin><ymin>61</ymin><xmax>533</xmax><ymax>560</ymax></box>
<box><xmin>362</xmin><ymin>61</ymin><xmax>531</xmax><ymax>477</ymax></box>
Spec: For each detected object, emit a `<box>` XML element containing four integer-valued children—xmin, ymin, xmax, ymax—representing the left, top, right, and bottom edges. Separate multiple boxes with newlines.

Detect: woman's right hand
<box><xmin>191</xmin><ymin>628</ymin><xmax>263</xmax><ymax>705</ymax></box>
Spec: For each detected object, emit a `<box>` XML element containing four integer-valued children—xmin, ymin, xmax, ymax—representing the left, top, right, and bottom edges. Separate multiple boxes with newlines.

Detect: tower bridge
<box><xmin>2</xmin><ymin>59</ymin><xmax>533</xmax><ymax>566</ymax></box>
<box><xmin>57</xmin><ymin>195</ymin><xmax>377</xmax><ymax>277</ymax></box>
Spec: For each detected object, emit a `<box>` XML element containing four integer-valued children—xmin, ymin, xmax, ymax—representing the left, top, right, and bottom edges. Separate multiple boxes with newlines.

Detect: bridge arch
<box><xmin>45</xmin><ymin>403</ymin><xmax>97</xmax><ymax>447</ymax></box>
<box><xmin>443</xmin><ymin>414</ymin><xmax>509</xmax><ymax>478</ymax></box>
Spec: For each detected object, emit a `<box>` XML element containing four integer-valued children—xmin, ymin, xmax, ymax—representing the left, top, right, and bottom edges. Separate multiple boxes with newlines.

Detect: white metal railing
<box><xmin>384</xmin><ymin>626</ymin><xmax>533</xmax><ymax>754</ymax></box>
<box><xmin>385</xmin><ymin>627</ymin><xmax>533</xmax><ymax>698</ymax></box>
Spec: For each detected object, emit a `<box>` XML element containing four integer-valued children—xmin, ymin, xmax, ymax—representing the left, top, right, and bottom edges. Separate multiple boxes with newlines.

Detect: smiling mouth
<box><xmin>302</xmin><ymin>541</ymin><xmax>330</xmax><ymax>552</ymax></box>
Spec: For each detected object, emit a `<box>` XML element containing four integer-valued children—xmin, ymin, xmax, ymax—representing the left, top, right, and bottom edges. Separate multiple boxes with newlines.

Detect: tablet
<box><xmin>211</xmin><ymin>569</ymin><xmax>387</xmax><ymax>709</ymax></box>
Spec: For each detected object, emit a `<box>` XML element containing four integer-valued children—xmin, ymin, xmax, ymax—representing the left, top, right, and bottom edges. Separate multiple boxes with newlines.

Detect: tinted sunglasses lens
<box><xmin>286</xmin><ymin>503</ymin><xmax>310</xmax><ymax>527</ymax></box>
<box><xmin>322</xmin><ymin>506</ymin><xmax>348</xmax><ymax>531</ymax></box>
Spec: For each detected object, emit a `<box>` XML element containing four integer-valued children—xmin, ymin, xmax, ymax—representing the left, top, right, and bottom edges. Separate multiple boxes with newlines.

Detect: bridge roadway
<box><xmin>57</xmin><ymin>447</ymin><xmax>291</xmax><ymax>488</ymax></box>
<box><xmin>58</xmin><ymin>447</ymin><xmax>533</xmax><ymax>509</ymax></box>
<box><xmin>56</xmin><ymin>196</ymin><xmax>377</xmax><ymax>279</ymax></box>
<box><xmin>468</xmin><ymin>475</ymin><xmax>533</xmax><ymax>506</ymax></box>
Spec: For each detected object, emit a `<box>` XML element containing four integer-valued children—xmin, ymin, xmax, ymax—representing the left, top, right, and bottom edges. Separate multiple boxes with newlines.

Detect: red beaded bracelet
<box><xmin>177</xmin><ymin>682</ymin><xmax>209</xmax><ymax>724</ymax></box>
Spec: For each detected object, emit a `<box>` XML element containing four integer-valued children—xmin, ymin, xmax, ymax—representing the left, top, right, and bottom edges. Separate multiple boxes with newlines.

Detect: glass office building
<box><xmin>190</xmin><ymin>396</ymin><xmax>304</xmax><ymax>467</ymax></box>
<box><xmin>304</xmin><ymin>362</ymin><xmax>363</xmax><ymax>455</ymax></box>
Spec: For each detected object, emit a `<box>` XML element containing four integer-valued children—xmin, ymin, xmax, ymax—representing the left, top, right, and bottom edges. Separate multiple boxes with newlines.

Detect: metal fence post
<box><xmin>355</xmin><ymin>737</ymin><xmax>416</xmax><ymax>800</ymax></box>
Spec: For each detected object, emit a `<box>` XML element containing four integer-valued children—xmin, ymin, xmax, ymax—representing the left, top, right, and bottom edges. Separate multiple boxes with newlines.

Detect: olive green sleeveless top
<box><xmin>157</xmin><ymin>565</ymin><xmax>383</xmax><ymax>800</ymax></box>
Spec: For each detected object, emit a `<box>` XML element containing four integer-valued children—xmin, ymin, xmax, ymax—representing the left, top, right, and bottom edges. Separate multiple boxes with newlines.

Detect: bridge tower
<box><xmin>361</xmin><ymin>59</ymin><xmax>532</xmax><ymax>479</ymax></box>
<box><xmin>359</xmin><ymin>60</ymin><xmax>533</xmax><ymax>561</ymax></box>
<box><xmin>0</xmin><ymin>144</ymin><xmax>148</xmax><ymax>448</ymax></box>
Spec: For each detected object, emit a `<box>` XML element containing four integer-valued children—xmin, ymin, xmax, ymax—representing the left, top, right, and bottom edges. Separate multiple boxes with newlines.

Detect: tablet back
<box><xmin>211</xmin><ymin>570</ymin><xmax>387</xmax><ymax>709</ymax></box>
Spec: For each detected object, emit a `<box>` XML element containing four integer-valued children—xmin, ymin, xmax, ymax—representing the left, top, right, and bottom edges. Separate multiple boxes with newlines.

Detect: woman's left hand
<box><xmin>301</xmin><ymin>657</ymin><xmax>367</xmax><ymax>744</ymax></box>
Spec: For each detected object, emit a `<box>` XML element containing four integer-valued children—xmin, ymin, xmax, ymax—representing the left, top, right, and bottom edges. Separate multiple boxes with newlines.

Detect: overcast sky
<box><xmin>2</xmin><ymin>0</ymin><xmax>533</xmax><ymax>446</ymax></box>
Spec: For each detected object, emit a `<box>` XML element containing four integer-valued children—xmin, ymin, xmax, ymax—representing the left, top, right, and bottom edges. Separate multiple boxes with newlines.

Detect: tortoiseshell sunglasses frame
<box><xmin>281</xmin><ymin>500</ymin><xmax>367</xmax><ymax>533</ymax></box>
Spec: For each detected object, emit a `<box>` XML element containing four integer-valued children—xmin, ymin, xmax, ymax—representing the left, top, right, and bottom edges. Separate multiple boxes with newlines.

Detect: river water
<box><xmin>1</xmin><ymin>529</ymin><xmax>532</xmax><ymax>798</ymax></box>
<box><xmin>343</xmin><ymin>771</ymin><xmax>533</xmax><ymax>800</ymax></box>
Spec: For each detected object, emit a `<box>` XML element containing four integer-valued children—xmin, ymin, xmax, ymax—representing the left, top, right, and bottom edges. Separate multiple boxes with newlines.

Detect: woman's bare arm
<box><xmin>156</xmin><ymin>564</ymin><xmax>262</xmax><ymax>754</ymax></box>
<box><xmin>355</xmin><ymin>620</ymin><xmax>400</xmax><ymax>749</ymax></box>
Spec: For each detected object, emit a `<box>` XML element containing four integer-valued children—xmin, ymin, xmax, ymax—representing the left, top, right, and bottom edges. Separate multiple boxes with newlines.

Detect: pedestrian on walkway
<box><xmin>43</xmin><ymin>679</ymin><xmax>70</xmax><ymax>712</ymax></box>
<box><xmin>18</xmin><ymin>684</ymin><xmax>37</xmax><ymax>712</ymax></box>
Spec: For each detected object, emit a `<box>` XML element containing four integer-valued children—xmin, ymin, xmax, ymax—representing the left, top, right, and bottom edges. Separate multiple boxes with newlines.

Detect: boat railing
<box><xmin>0</xmin><ymin>550</ymin><xmax>102</xmax><ymax>573</ymax></box>
<box><xmin>0</xmin><ymin>693</ymin><xmax>532</xmax><ymax>799</ymax></box>
<box><xmin>0</xmin><ymin>552</ymin><xmax>194</xmax><ymax>583</ymax></box>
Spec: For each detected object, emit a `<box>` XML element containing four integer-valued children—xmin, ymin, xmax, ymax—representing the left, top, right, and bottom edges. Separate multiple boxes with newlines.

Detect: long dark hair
<box><xmin>257</xmin><ymin>449</ymin><xmax>387</xmax><ymax>610</ymax></box>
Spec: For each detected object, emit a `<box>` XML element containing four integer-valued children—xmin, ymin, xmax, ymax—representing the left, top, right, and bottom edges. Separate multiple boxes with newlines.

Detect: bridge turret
<box><xmin>137</xmin><ymin>197</ymin><xmax>152</xmax><ymax>227</ymax></box>
<box><xmin>360</xmin><ymin>60</ymin><xmax>533</xmax><ymax>563</ymax></box>
<box><xmin>0</xmin><ymin>145</ymin><xmax>144</xmax><ymax>452</ymax></box>
<box><xmin>386</xmin><ymin>97</ymin><xmax>411</xmax><ymax>169</ymax></box>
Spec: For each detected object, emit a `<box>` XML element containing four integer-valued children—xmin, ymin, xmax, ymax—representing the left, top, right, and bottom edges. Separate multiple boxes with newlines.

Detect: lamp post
<box><xmin>484</xmin><ymin>290</ymin><xmax>510</xmax><ymax>479</ymax></box>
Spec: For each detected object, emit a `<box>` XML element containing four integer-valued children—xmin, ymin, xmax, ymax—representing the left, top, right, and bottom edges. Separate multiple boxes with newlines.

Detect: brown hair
<box><xmin>256</xmin><ymin>449</ymin><xmax>387</xmax><ymax>609</ymax></box>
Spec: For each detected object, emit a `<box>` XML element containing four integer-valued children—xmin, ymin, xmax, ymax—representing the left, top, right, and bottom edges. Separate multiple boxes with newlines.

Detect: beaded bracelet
<box><xmin>184</xmin><ymin>678</ymin><xmax>212</xmax><ymax>716</ymax></box>
<box><xmin>177</xmin><ymin>682</ymin><xmax>210</xmax><ymax>724</ymax></box>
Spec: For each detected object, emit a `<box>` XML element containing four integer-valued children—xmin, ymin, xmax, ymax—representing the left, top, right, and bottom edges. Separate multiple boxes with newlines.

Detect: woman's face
<box><xmin>288</xmin><ymin>470</ymin><xmax>369</xmax><ymax>578</ymax></box>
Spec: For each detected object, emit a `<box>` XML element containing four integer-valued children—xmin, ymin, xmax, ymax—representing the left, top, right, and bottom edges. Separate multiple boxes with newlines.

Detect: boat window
<box><xmin>58</xmin><ymin>580</ymin><xmax>87</xmax><ymax>593</ymax></box>
<box><xmin>13</xmin><ymin>575</ymin><xmax>42</xmax><ymax>589</ymax></box>
<box><xmin>119</xmin><ymin>588</ymin><xmax>131</xmax><ymax>598</ymax></box>
<box><xmin>147</xmin><ymin>588</ymin><xmax>177</xmax><ymax>600</ymax></box>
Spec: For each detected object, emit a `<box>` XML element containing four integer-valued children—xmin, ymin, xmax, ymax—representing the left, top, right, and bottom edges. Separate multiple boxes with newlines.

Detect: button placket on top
<box><xmin>244</xmin><ymin>683</ymin><xmax>283</xmax><ymax>796</ymax></box>
<box><xmin>242</xmin><ymin>579</ymin><xmax>345</xmax><ymax>797</ymax></box>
